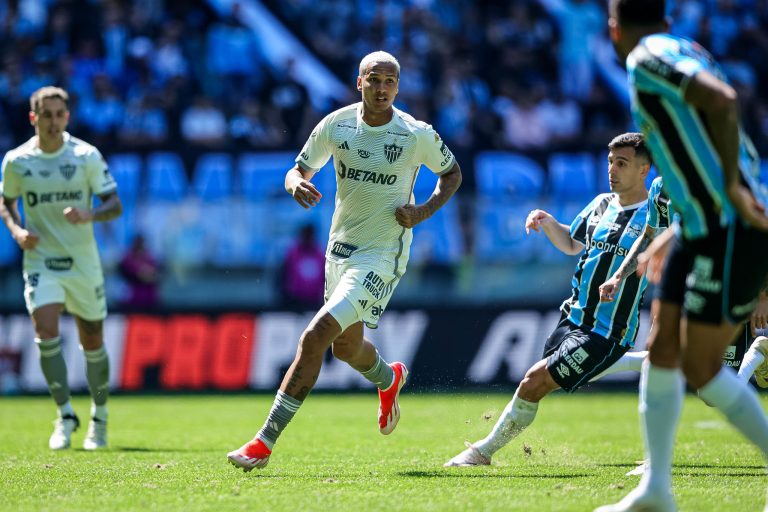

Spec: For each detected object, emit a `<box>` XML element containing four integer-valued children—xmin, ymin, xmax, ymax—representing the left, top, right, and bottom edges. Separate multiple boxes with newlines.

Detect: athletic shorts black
<box><xmin>657</xmin><ymin>222</ymin><xmax>768</xmax><ymax>324</ymax></box>
<box><xmin>722</xmin><ymin>322</ymin><xmax>751</xmax><ymax>370</ymax></box>
<box><xmin>543</xmin><ymin>313</ymin><xmax>629</xmax><ymax>393</ymax></box>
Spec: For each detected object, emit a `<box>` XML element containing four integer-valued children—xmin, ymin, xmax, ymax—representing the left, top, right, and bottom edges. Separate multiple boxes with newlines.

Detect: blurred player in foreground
<box><xmin>598</xmin><ymin>1</ymin><xmax>768</xmax><ymax>510</ymax></box>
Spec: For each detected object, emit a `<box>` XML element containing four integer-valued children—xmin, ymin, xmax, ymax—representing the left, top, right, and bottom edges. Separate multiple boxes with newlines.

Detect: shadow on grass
<box><xmin>111</xmin><ymin>446</ymin><xmax>212</xmax><ymax>453</ymax></box>
<box><xmin>399</xmin><ymin>470</ymin><xmax>592</xmax><ymax>479</ymax></box>
<box><xmin>598</xmin><ymin>462</ymin><xmax>764</xmax><ymax>470</ymax></box>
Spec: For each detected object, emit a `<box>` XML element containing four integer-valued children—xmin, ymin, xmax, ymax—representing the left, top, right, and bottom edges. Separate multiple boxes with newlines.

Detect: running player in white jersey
<box><xmin>0</xmin><ymin>86</ymin><xmax>122</xmax><ymax>450</ymax></box>
<box><xmin>227</xmin><ymin>51</ymin><xmax>462</xmax><ymax>471</ymax></box>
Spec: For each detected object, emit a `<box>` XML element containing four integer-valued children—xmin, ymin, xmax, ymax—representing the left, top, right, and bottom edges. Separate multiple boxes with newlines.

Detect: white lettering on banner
<box><xmin>366</xmin><ymin>311</ymin><xmax>427</xmax><ymax>365</ymax></box>
<box><xmin>250</xmin><ymin>312</ymin><xmax>314</xmax><ymax>388</ymax></box>
<box><xmin>468</xmin><ymin>311</ymin><xmax>545</xmax><ymax>382</ymax></box>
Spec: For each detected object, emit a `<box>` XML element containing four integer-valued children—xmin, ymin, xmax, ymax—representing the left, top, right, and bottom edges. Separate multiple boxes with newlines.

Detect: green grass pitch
<box><xmin>1</xmin><ymin>392</ymin><xmax>764</xmax><ymax>511</ymax></box>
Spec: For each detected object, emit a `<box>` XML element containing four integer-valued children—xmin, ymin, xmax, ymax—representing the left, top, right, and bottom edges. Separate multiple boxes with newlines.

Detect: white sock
<box><xmin>91</xmin><ymin>403</ymin><xmax>108</xmax><ymax>422</ymax></box>
<box><xmin>637</xmin><ymin>361</ymin><xmax>684</xmax><ymax>495</ymax></box>
<box><xmin>58</xmin><ymin>400</ymin><xmax>75</xmax><ymax>418</ymax></box>
<box><xmin>698</xmin><ymin>367</ymin><xmax>768</xmax><ymax>459</ymax></box>
<box><xmin>473</xmin><ymin>390</ymin><xmax>538</xmax><ymax>458</ymax></box>
<box><xmin>590</xmin><ymin>351</ymin><xmax>647</xmax><ymax>382</ymax></box>
<box><xmin>738</xmin><ymin>347</ymin><xmax>765</xmax><ymax>384</ymax></box>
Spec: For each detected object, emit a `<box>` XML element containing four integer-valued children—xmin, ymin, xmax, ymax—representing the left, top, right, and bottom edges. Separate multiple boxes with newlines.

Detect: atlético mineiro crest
<box><xmin>59</xmin><ymin>163</ymin><xmax>76</xmax><ymax>180</ymax></box>
<box><xmin>383</xmin><ymin>143</ymin><xmax>403</xmax><ymax>164</ymax></box>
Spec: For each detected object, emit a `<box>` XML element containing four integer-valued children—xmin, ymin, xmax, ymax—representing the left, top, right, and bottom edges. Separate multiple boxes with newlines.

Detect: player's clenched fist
<box><xmin>525</xmin><ymin>209</ymin><xmax>554</xmax><ymax>234</ymax></box>
<box><xmin>395</xmin><ymin>204</ymin><xmax>428</xmax><ymax>228</ymax></box>
<box><xmin>13</xmin><ymin>228</ymin><xmax>39</xmax><ymax>250</ymax></box>
<box><xmin>63</xmin><ymin>206</ymin><xmax>93</xmax><ymax>224</ymax></box>
<box><xmin>290</xmin><ymin>180</ymin><xmax>322</xmax><ymax>209</ymax></box>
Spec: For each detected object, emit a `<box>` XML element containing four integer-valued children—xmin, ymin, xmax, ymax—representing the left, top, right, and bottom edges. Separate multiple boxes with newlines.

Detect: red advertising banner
<box><xmin>0</xmin><ymin>309</ymin><xmax>650</xmax><ymax>394</ymax></box>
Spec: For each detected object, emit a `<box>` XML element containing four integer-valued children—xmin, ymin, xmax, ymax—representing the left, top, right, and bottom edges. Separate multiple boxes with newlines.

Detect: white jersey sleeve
<box><xmin>85</xmin><ymin>147</ymin><xmax>117</xmax><ymax>196</ymax></box>
<box><xmin>296</xmin><ymin>115</ymin><xmax>333</xmax><ymax>171</ymax></box>
<box><xmin>416</xmin><ymin>126</ymin><xmax>455</xmax><ymax>175</ymax></box>
<box><xmin>1</xmin><ymin>151</ymin><xmax>22</xmax><ymax>198</ymax></box>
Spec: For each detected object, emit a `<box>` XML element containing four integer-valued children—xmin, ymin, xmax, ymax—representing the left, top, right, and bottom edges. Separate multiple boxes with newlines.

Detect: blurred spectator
<box><xmin>119</xmin><ymin>234</ymin><xmax>160</xmax><ymax>309</ymax></box>
<box><xmin>180</xmin><ymin>95</ymin><xmax>227</xmax><ymax>148</ymax></box>
<box><xmin>280</xmin><ymin>224</ymin><xmax>325</xmax><ymax>309</ymax></box>
<box><xmin>229</xmin><ymin>99</ymin><xmax>287</xmax><ymax>149</ymax></box>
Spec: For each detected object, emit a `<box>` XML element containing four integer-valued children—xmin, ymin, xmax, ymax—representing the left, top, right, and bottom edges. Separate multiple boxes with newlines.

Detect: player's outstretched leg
<box><xmin>378</xmin><ymin>361</ymin><xmax>408</xmax><ymax>435</ymax></box>
<box><xmin>443</xmin><ymin>441</ymin><xmax>491</xmax><ymax>467</ymax></box>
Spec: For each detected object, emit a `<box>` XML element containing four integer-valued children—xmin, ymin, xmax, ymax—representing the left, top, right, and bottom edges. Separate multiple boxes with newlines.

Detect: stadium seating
<box><xmin>192</xmin><ymin>153</ymin><xmax>234</xmax><ymax>201</ymax></box>
<box><xmin>107</xmin><ymin>153</ymin><xmax>143</xmax><ymax>204</ymax></box>
<box><xmin>411</xmin><ymin>201</ymin><xmax>464</xmax><ymax>265</ymax></box>
<box><xmin>475</xmin><ymin>152</ymin><xmax>546</xmax><ymax>199</ymax></box>
<box><xmin>238</xmin><ymin>152</ymin><xmax>298</xmax><ymax>199</ymax></box>
<box><xmin>0</xmin><ymin>226</ymin><xmax>18</xmax><ymax>266</ymax></box>
<box><xmin>548</xmin><ymin>152</ymin><xmax>597</xmax><ymax>199</ymax></box>
<box><xmin>146</xmin><ymin>152</ymin><xmax>189</xmax><ymax>201</ymax></box>
<box><xmin>474</xmin><ymin>199</ymin><xmax>540</xmax><ymax>263</ymax></box>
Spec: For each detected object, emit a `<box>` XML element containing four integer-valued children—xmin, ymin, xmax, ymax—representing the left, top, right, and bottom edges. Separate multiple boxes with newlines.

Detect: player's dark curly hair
<box><xmin>608</xmin><ymin>132</ymin><xmax>653</xmax><ymax>164</ymax></box>
<box><xmin>610</xmin><ymin>0</ymin><xmax>665</xmax><ymax>27</ymax></box>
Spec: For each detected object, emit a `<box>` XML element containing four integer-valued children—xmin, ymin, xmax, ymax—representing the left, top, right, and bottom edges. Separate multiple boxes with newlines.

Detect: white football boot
<box><xmin>49</xmin><ymin>414</ymin><xmax>80</xmax><ymax>450</ymax></box>
<box><xmin>83</xmin><ymin>417</ymin><xmax>108</xmax><ymax>450</ymax></box>
<box><xmin>443</xmin><ymin>441</ymin><xmax>491</xmax><ymax>467</ymax></box>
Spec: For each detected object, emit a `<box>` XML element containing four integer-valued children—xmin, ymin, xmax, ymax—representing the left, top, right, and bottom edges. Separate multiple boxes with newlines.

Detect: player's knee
<box><xmin>646</xmin><ymin>334</ymin><xmax>680</xmax><ymax>367</ymax></box>
<box><xmin>681</xmin><ymin>353</ymin><xmax>721</xmax><ymax>389</ymax></box>
<box><xmin>298</xmin><ymin>328</ymin><xmax>331</xmax><ymax>356</ymax></box>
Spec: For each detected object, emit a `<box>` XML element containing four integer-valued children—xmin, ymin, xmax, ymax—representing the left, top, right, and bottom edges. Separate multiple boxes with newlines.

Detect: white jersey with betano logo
<box><xmin>1</xmin><ymin>132</ymin><xmax>117</xmax><ymax>274</ymax></box>
<box><xmin>297</xmin><ymin>103</ymin><xmax>455</xmax><ymax>276</ymax></box>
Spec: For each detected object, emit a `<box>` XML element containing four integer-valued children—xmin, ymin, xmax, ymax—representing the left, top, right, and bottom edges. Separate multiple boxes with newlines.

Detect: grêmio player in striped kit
<box><xmin>445</xmin><ymin>133</ymin><xmax>655</xmax><ymax>467</ymax></box>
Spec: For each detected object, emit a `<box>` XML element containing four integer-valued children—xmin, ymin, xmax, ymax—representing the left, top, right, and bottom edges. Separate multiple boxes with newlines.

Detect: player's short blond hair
<box><xmin>30</xmin><ymin>86</ymin><xmax>69</xmax><ymax>113</ymax></box>
<box><xmin>359</xmin><ymin>51</ymin><xmax>400</xmax><ymax>78</ymax></box>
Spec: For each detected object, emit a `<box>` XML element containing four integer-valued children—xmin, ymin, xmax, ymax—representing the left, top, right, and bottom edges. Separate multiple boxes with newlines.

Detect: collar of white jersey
<box><xmin>356</xmin><ymin>103</ymin><xmax>398</xmax><ymax>132</ymax></box>
<box><xmin>33</xmin><ymin>132</ymin><xmax>70</xmax><ymax>159</ymax></box>
<box><xmin>611</xmin><ymin>194</ymin><xmax>647</xmax><ymax>211</ymax></box>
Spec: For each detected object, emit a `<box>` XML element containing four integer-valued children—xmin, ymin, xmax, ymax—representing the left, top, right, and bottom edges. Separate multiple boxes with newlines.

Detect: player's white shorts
<box><xmin>23</xmin><ymin>268</ymin><xmax>107</xmax><ymax>321</ymax></box>
<box><xmin>324</xmin><ymin>260</ymin><xmax>400</xmax><ymax>331</ymax></box>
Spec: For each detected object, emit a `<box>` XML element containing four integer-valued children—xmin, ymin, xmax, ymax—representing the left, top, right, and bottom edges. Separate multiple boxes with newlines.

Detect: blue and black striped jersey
<box><xmin>564</xmin><ymin>194</ymin><xmax>649</xmax><ymax>347</ymax></box>
<box><xmin>647</xmin><ymin>176</ymin><xmax>672</xmax><ymax>230</ymax></box>
<box><xmin>626</xmin><ymin>34</ymin><xmax>765</xmax><ymax>240</ymax></box>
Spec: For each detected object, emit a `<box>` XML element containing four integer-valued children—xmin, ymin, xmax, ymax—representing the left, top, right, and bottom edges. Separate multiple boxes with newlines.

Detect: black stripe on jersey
<box><xmin>634</xmin><ymin>45</ymin><xmax>688</xmax><ymax>88</ymax></box>
<box><xmin>608</xmin><ymin>211</ymin><xmax>646</xmax><ymax>342</ymax></box>
<box><xmin>656</xmin><ymin>189</ymin><xmax>671</xmax><ymax>229</ymax></box>
<box><xmin>585</xmin><ymin>196</ymin><xmax>612</xmax><ymax>242</ymax></box>
<box><xmin>636</xmin><ymin>92</ymin><xmax>721</xmax><ymax>233</ymax></box>
<box><xmin>568</xmin><ymin>196</ymin><xmax>612</xmax><ymax>318</ymax></box>
<box><xmin>581</xmin><ymin>206</ymin><xmax>634</xmax><ymax>331</ymax></box>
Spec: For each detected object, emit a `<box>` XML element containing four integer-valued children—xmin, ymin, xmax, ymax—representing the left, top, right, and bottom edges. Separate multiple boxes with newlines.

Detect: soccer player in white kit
<box><xmin>0</xmin><ymin>86</ymin><xmax>123</xmax><ymax>450</ymax></box>
<box><xmin>228</xmin><ymin>51</ymin><xmax>462</xmax><ymax>471</ymax></box>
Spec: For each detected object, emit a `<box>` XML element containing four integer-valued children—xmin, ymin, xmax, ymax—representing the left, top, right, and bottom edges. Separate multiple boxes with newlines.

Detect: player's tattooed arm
<box><xmin>92</xmin><ymin>192</ymin><xmax>123</xmax><ymax>221</ymax></box>
<box><xmin>617</xmin><ymin>226</ymin><xmax>657</xmax><ymax>280</ymax></box>
<box><xmin>396</xmin><ymin>162</ymin><xmax>462</xmax><ymax>228</ymax></box>
<box><xmin>63</xmin><ymin>191</ymin><xmax>123</xmax><ymax>223</ymax></box>
<box><xmin>599</xmin><ymin>225</ymin><xmax>657</xmax><ymax>302</ymax></box>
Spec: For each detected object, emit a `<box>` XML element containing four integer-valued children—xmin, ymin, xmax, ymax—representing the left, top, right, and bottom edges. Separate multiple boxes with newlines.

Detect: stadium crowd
<box><xmin>1</xmin><ymin>0</ymin><xmax>766</xmax><ymax>162</ymax></box>
<box><xmin>0</xmin><ymin>0</ymin><xmax>767</xmax><ymax>306</ymax></box>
